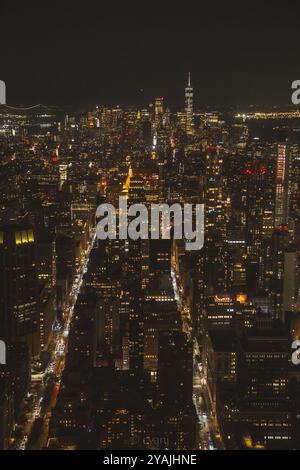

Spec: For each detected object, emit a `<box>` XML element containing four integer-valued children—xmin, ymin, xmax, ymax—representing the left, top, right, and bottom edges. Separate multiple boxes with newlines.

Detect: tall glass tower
<box><xmin>185</xmin><ymin>72</ymin><xmax>194</xmax><ymax>135</ymax></box>
<box><xmin>275</xmin><ymin>142</ymin><xmax>290</xmax><ymax>228</ymax></box>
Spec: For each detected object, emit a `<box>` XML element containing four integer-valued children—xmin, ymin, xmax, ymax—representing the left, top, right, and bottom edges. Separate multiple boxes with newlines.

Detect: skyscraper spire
<box><xmin>188</xmin><ymin>72</ymin><xmax>191</xmax><ymax>87</ymax></box>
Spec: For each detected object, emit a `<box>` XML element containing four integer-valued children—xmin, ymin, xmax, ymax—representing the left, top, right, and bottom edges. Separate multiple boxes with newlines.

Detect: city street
<box><xmin>171</xmin><ymin>267</ymin><xmax>221</xmax><ymax>450</ymax></box>
<box><xmin>15</xmin><ymin>232</ymin><xmax>96</xmax><ymax>450</ymax></box>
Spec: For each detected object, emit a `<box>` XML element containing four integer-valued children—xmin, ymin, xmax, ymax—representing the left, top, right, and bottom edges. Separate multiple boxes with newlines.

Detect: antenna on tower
<box><xmin>188</xmin><ymin>72</ymin><xmax>191</xmax><ymax>87</ymax></box>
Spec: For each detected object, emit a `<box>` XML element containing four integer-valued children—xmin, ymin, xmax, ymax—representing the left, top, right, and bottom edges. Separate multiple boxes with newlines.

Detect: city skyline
<box><xmin>1</xmin><ymin>1</ymin><xmax>300</xmax><ymax>457</ymax></box>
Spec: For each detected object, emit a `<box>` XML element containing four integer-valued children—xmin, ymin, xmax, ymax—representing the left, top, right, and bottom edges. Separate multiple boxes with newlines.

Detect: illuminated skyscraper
<box><xmin>204</xmin><ymin>145</ymin><xmax>228</xmax><ymax>294</ymax></box>
<box><xmin>59</xmin><ymin>164</ymin><xmax>68</xmax><ymax>188</ymax></box>
<box><xmin>273</xmin><ymin>139</ymin><xmax>291</xmax><ymax>320</ymax></box>
<box><xmin>275</xmin><ymin>142</ymin><xmax>290</xmax><ymax>228</ymax></box>
<box><xmin>123</xmin><ymin>175</ymin><xmax>146</xmax><ymax>376</ymax></box>
<box><xmin>0</xmin><ymin>225</ymin><xmax>39</xmax><ymax>358</ymax></box>
<box><xmin>185</xmin><ymin>72</ymin><xmax>194</xmax><ymax>135</ymax></box>
<box><xmin>154</xmin><ymin>97</ymin><xmax>164</xmax><ymax>128</ymax></box>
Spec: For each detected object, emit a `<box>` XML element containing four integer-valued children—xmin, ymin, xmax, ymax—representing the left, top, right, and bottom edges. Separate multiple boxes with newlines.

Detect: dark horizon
<box><xmin>1</xmin><ymin>1</ymin><xmax>300</xmax><ymax>108</ymax></box>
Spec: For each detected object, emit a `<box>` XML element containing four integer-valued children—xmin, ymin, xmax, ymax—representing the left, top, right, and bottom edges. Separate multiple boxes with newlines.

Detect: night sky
<box><xmin>1</xmin><ymin>1</ymin><xmax>300</xmax><ymax>108</ymax></box>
